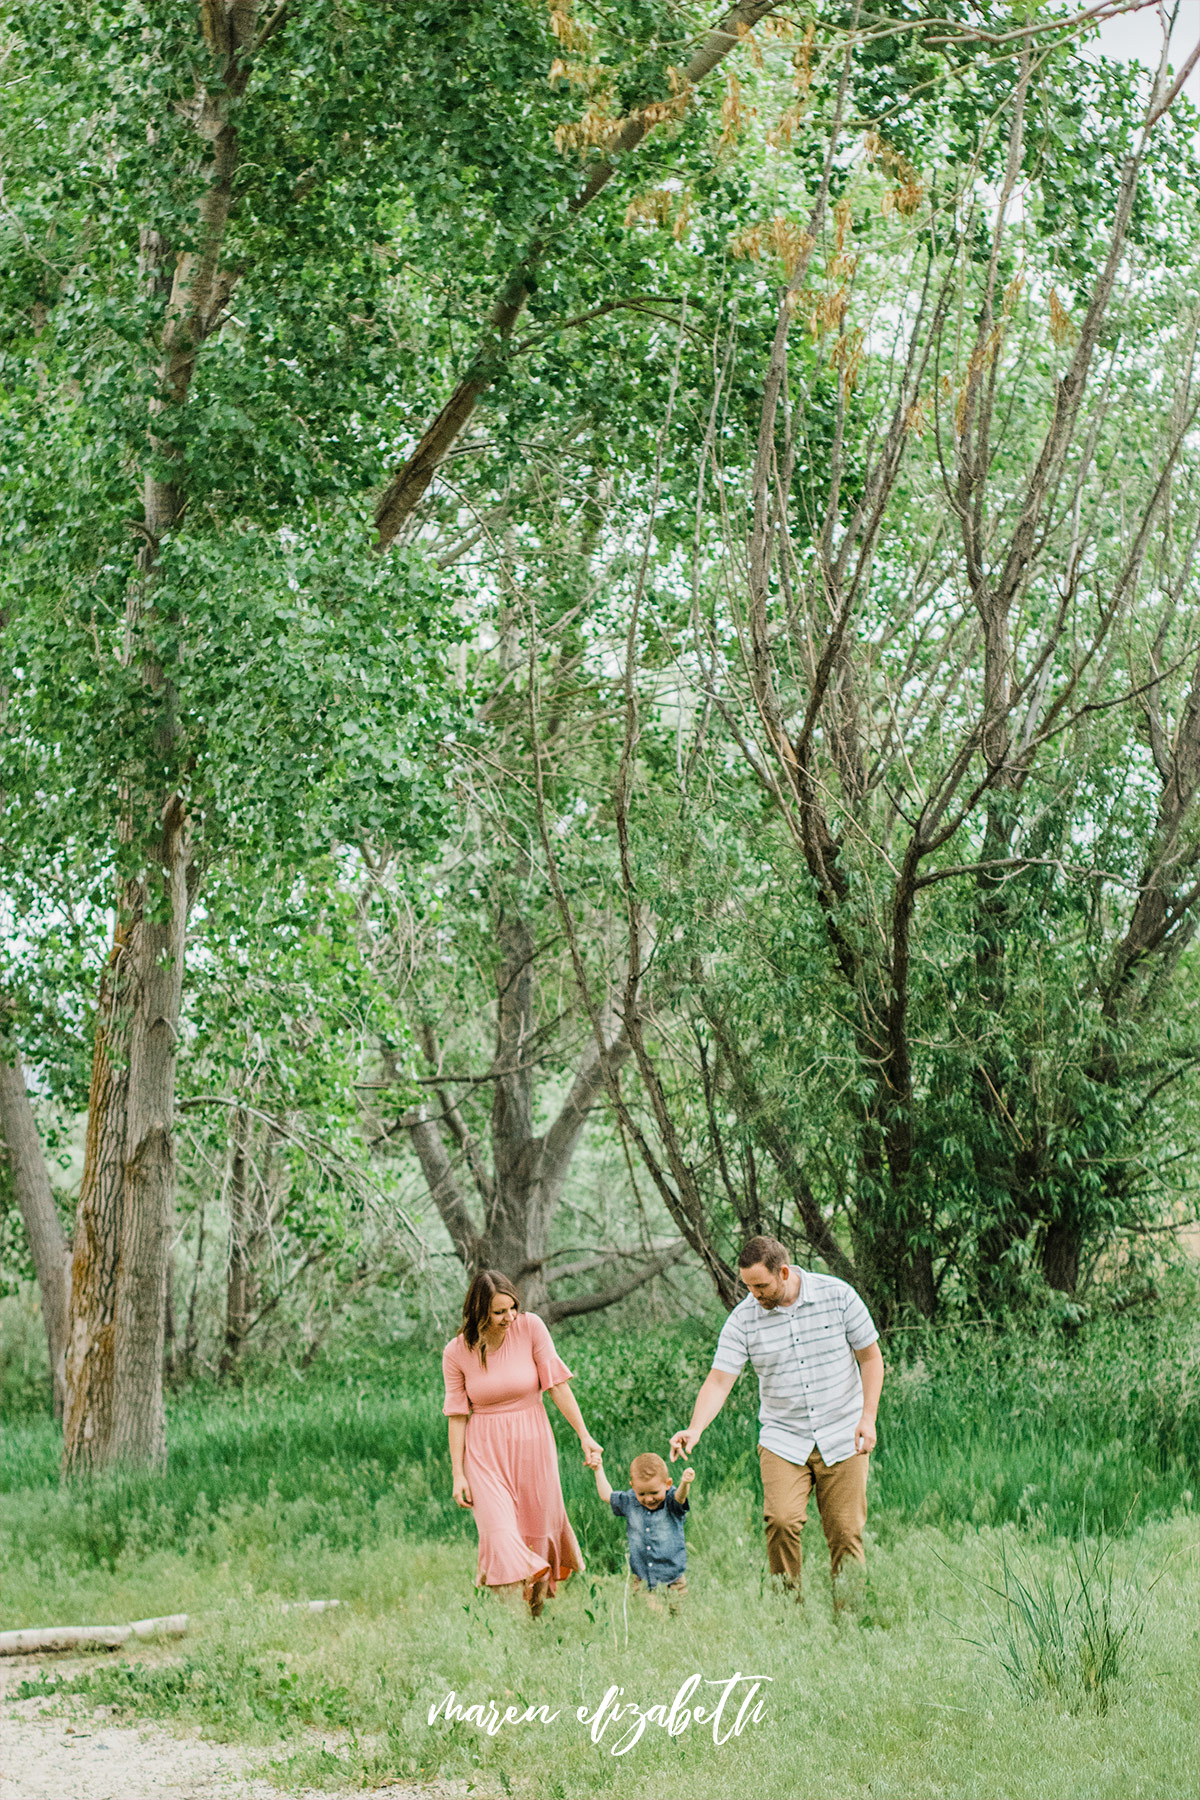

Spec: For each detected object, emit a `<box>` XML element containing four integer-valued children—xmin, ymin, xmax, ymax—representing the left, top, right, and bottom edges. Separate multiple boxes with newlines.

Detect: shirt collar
<box><xmin>774</xmin><ymin>1270</ymin><xmax>808</xmax><ymax>1309</ymax></box>
<box><xmin>748</xmin><ymin>1269</ymin><xmax>808</xmax><ymax>1312</ymax></box>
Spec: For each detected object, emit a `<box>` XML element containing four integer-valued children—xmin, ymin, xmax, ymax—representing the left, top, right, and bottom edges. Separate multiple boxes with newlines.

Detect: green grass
<box><xmin>956</xmin><ymin>1526</ymin><xmax>1165</xmax><ymax>1715</ymax></box>
<box><xmin>13</xmin><ymin>1510</ymin><xmax>1196</xmax><ymax>1800</ymax></box>
<box><xmin>3</xmin><ymin>1307</ymin><xmax>1197</xmax><ymax>1797</ymax></box>
<box><xmin>4</xmin><ymin>1309</ymin><xmax>1196</xmax><ymax>1586</ymax></box>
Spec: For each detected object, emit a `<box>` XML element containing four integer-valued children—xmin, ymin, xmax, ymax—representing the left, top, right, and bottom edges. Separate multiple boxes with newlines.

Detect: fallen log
<box><xmin>0</xmin><ymin>1614</ymin><xmax>188</xmax><ymax>1656</ymax></box>
<box><xmin>0</xmin><ymin>1598</ymin><xmax>340</xmax><ymax>1656</ymax></box>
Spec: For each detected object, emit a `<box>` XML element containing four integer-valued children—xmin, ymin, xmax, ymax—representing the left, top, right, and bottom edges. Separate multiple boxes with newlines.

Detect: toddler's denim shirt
<box><xmin>610</xmin><ymin>1486</ymin><xmax>689</xmax><ymax>1587</ymax></box>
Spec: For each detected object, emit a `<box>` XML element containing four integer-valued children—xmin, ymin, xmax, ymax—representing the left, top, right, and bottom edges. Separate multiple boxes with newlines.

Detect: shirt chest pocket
<box><xmin>751</xmin><ymin>1337</ymin><xmax>793</xmax><ymax>1376</ymax></box>
<box><xmin>761</xmin><ymin>1345</ymin><xmax>808</xmax><ymax>1392</ymax></box>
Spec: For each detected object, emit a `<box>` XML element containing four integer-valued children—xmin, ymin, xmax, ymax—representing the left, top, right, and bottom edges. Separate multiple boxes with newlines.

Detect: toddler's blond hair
<box><xmin>630</xmin><ymin>1452</ymin><xmax>670</xmax><ymax>1484</ymax></box>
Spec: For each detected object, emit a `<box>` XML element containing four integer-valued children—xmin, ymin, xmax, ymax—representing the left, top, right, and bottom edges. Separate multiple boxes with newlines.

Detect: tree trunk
<box><xmin>62</xmin><ymin>931</ymin><xmax>131</xmax><ymax>1475</ymax></box>
<box><xmin>407</xmin><ymin>906</ymin><xmax>635</xmax><ymax>1314</ymax></box>
<box><xmin>64</xmin><ymin>817</ymin><xmax>189</xmax><ymax>1475</ymax></box>
<box><xmin>0</xmin><ymin>1053</ymin><xmax>71</xmax><ymax>1417</ymax></box>
<box><xmin>163</xmin><ymin>1247</ymin><xmax>177</xmax><ymax>1386</ymax></box>
<box><xmin>486</xmin><ymin>910</ymin><xmax>543</xmax><ymax>1300</ymax></box>
<box><xmin>61</xmin><ymin>0</ymin><xmax>265</xmax><ymax>1474</ymax></box>
<box><xmin>850</xmin><ymin>1211</ymin><xmax>932</xmax><ymax>1332</ymax></box>
<box><xmin>879</xmin><ymin>1124</ymin><xmax>937</xmax><ymax>1317</ymax></box>
<box><xmin>108</xmin><ymin>803</ymin><xmax>189</xmax><ymax>1469</ymax></box>
<box><xmin>1041</xmin><ymin>1217</ymin><xmax>1081</xmax><ymax>1296</ymax></box>
<box><xmin>878</xmin><ymin>861</ymin><xmax>937</xmax><ymax>1320</ymax></box>
<box><xmin>697</xmin><ymin>996</ymin><xmax>859</xmax><ymax>1285</ymax></box>
<box><xmin>221</xmin><ymin>1107</ymin><xmax>261</xmax><ymax>1376</ymax></box>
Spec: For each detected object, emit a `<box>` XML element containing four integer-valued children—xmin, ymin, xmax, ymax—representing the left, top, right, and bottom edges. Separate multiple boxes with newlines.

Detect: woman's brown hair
<box><xmin>461</xmin><ymin>1269</ymin><xmax>520</xmax><ymax>1364</ymax></box>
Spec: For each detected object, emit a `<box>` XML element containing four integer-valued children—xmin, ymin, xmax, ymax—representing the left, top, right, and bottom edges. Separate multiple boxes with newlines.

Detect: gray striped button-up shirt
<box><xmin>711</xmin><ymin>1270</ymin><xmax>879</xmax><ymax>1468</ymax></box>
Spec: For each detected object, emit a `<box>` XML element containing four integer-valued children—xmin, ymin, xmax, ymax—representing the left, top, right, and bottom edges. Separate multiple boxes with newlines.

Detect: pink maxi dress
<box><xmin>442</xmin><ymin>1310</ymin><xmax>584</xmax><ymax>1592</ymax></box>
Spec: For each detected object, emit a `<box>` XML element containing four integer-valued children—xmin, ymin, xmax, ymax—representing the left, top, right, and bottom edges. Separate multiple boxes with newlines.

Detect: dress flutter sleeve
<box><xmin>528</xmin><ymin>1312</ymin><xmax>573</xmax><ymax>1389</ymax></box>
<box><xmin>442</xmin><ymin>1340</ymin><xmax>471</xmax><ymax>1416</ymax></box>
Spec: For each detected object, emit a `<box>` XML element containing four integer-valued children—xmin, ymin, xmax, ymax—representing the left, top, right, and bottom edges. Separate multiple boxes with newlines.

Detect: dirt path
<box><xmin>0</xmin><ymin>1660</ymin><xmax>467</xmax><ymax>1800</ymax></box>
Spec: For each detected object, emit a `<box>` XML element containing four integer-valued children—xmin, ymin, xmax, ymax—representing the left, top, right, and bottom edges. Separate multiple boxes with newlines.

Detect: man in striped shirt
<box><xmin>669</xmin><ymin>1235</ymin><xmax>884</xmax><ymax>1600</ymax></box>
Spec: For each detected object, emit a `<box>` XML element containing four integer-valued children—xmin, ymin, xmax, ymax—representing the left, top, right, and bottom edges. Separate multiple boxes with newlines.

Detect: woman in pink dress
<box><xmin>443</xmin><ymin>1269</ymin><xmax>603</xmax><ymax>1616</ymax></box>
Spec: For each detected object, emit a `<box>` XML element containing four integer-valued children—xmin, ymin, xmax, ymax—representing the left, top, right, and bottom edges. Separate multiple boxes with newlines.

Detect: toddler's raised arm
<box><xmin>592</xmin><ymin>1457</ymin><xmax>613</xmax><ymax>1505</ymax></box>
<box><xmin>674</xmin><ymin>1466</ymin><xmax>696</xmax><ymax>1505</ymax></box>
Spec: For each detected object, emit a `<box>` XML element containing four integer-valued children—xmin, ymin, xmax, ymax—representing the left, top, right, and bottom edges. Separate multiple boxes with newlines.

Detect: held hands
<box><xmin>452</xmin><ymin>1477</ymin><xmax>474</xmax><ymax>1508</ymax></box>
<box><xmin>582</xmin><ymin>1436</ymin><xmax>604</xmax><ymax>1469</ymax></box>
<box><xmin>854</xmin><ymin>1415</ymin><xmax>877</xmax><ymax>1454</ymax></box>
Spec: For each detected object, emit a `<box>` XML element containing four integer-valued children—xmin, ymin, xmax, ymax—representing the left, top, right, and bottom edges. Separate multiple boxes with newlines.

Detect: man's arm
<box><xmin>853</xmin><ymin>1342</ymin><xmax>884</xmax><ymax>1453</ymax></box>
<box><xmin>669</xmin><ymin>1368</ymin><xmax>737</xmax><ymax>1461</ymax></box>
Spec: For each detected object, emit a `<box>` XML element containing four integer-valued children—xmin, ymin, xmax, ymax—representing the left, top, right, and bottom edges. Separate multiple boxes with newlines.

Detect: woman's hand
<box><xmin>453</xmin><ymin>1476</ymin><xmax>474</xmax><ymax>1508</ymax></box>
<box><xmin>543</xmin><ymin>1382</ymin><xmax>604</xmax><ymax>1467</ymax></box>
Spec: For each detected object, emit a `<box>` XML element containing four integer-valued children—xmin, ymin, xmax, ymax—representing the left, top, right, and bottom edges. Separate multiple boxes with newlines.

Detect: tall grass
<box><xmin>2</xmin><ymin>1305</ymin><xmax>1196</xmax><ymax>1602</ymax></box>
<box><xmin>8</xmin><ymin>1512</ymin><xmax>1196</xmax><ymax>1800</ymax></box>
<box><xmin>3</xmin><ymin>1303</ymin><xmax>1195</xmax><ymax>1800</ymax></box>
<box><xmin>958</xmin><ymin>1527</ymin><xmax>1164</xmax><ymax>1713</ymax></box>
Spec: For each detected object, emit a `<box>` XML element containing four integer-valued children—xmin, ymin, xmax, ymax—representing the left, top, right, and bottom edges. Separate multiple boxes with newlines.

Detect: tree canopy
<box><xmin>2</xmin><ymin>0</ymin><xmax>1198</xmax><ymax>1464</ymax></box>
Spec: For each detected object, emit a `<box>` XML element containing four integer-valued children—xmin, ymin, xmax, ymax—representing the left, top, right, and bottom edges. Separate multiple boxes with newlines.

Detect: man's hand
<box><xmin>670</xmin><ymin>1369</ymin><xmax>736</xmax><ymax>1463</ymax></box>
<box><xmin>453</xmin><ymin>1477</ymin><xmax>474</xmax><ymax>1508</ymax></box>
<box><xmin>852</xmin><ymin>1343</ymin><xmax>883</xmax><ymax>1454</ymax></box>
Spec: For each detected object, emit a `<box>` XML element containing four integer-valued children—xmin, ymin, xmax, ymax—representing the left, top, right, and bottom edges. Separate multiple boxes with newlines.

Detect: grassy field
<box><xmin>4</xmin><ymin>1309</ymin><xmax>1198</xmax><ymax>1798</ymax></box>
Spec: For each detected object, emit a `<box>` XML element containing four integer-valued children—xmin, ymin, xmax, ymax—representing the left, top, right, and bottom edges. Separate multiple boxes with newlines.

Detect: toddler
<box><xmin>593</xmin><ymin>1450</ymin><xmax>694</xmax><ymax>1600</ymax></box>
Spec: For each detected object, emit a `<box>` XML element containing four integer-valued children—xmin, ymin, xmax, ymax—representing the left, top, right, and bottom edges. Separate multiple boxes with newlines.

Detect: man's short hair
<box><xmin>738</xmin><ymin>1234</ymin><xmax>790</xmax><ymax>1273</ymax></box>
<box><xmin>630</xmin><ymin>1452</ymin><xmax>670</xmax><ymax>1484</ymax></box>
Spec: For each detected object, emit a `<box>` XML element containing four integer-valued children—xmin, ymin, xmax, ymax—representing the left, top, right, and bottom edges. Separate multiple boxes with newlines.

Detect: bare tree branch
<box><xmin>541</xmin><ymin>1242</ymin><xmax>685</xmax><ymax>1324</ymax></box>
<box><xmin>373</xmin><ymin>0</ymin><xmax>788</xmax><ymax>546</ymax></box>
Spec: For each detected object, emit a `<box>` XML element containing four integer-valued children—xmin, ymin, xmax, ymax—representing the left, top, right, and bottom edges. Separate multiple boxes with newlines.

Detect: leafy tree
<box><xmin>2</xmin><ymin>2</ymin><xmax>458</xmax><ymax>1468</ymax></box>
<box><xmin>586</xmin><ymin>29</ymin><xmax>1200</xmax><ymax>1319</ymax></box>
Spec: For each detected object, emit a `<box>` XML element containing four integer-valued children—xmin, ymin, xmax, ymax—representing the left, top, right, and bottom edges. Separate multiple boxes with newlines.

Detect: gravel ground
<box><xmin>0</xmin><ymin>1660</ymin><xmax>466</xmax><ymax>1800</ymax></box>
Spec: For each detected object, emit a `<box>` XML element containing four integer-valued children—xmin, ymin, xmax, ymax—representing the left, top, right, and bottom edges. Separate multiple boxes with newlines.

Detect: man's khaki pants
<box><xmin>758</xmin><ymin>1444</ymin><xmax>868</xmax><ymax>1594</ymax></box>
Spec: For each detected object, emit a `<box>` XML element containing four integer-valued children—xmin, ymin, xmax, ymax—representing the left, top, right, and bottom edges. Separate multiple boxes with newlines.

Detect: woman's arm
<box><xmin>544</xmin><ymin>1381</ymin><xmax>603</xmax><ymax>1465</ymax></box>
<box><xmin>447</xmin><ymin>1415</ymin><xmax>473</xmax><ymax>1507</ymax></box>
